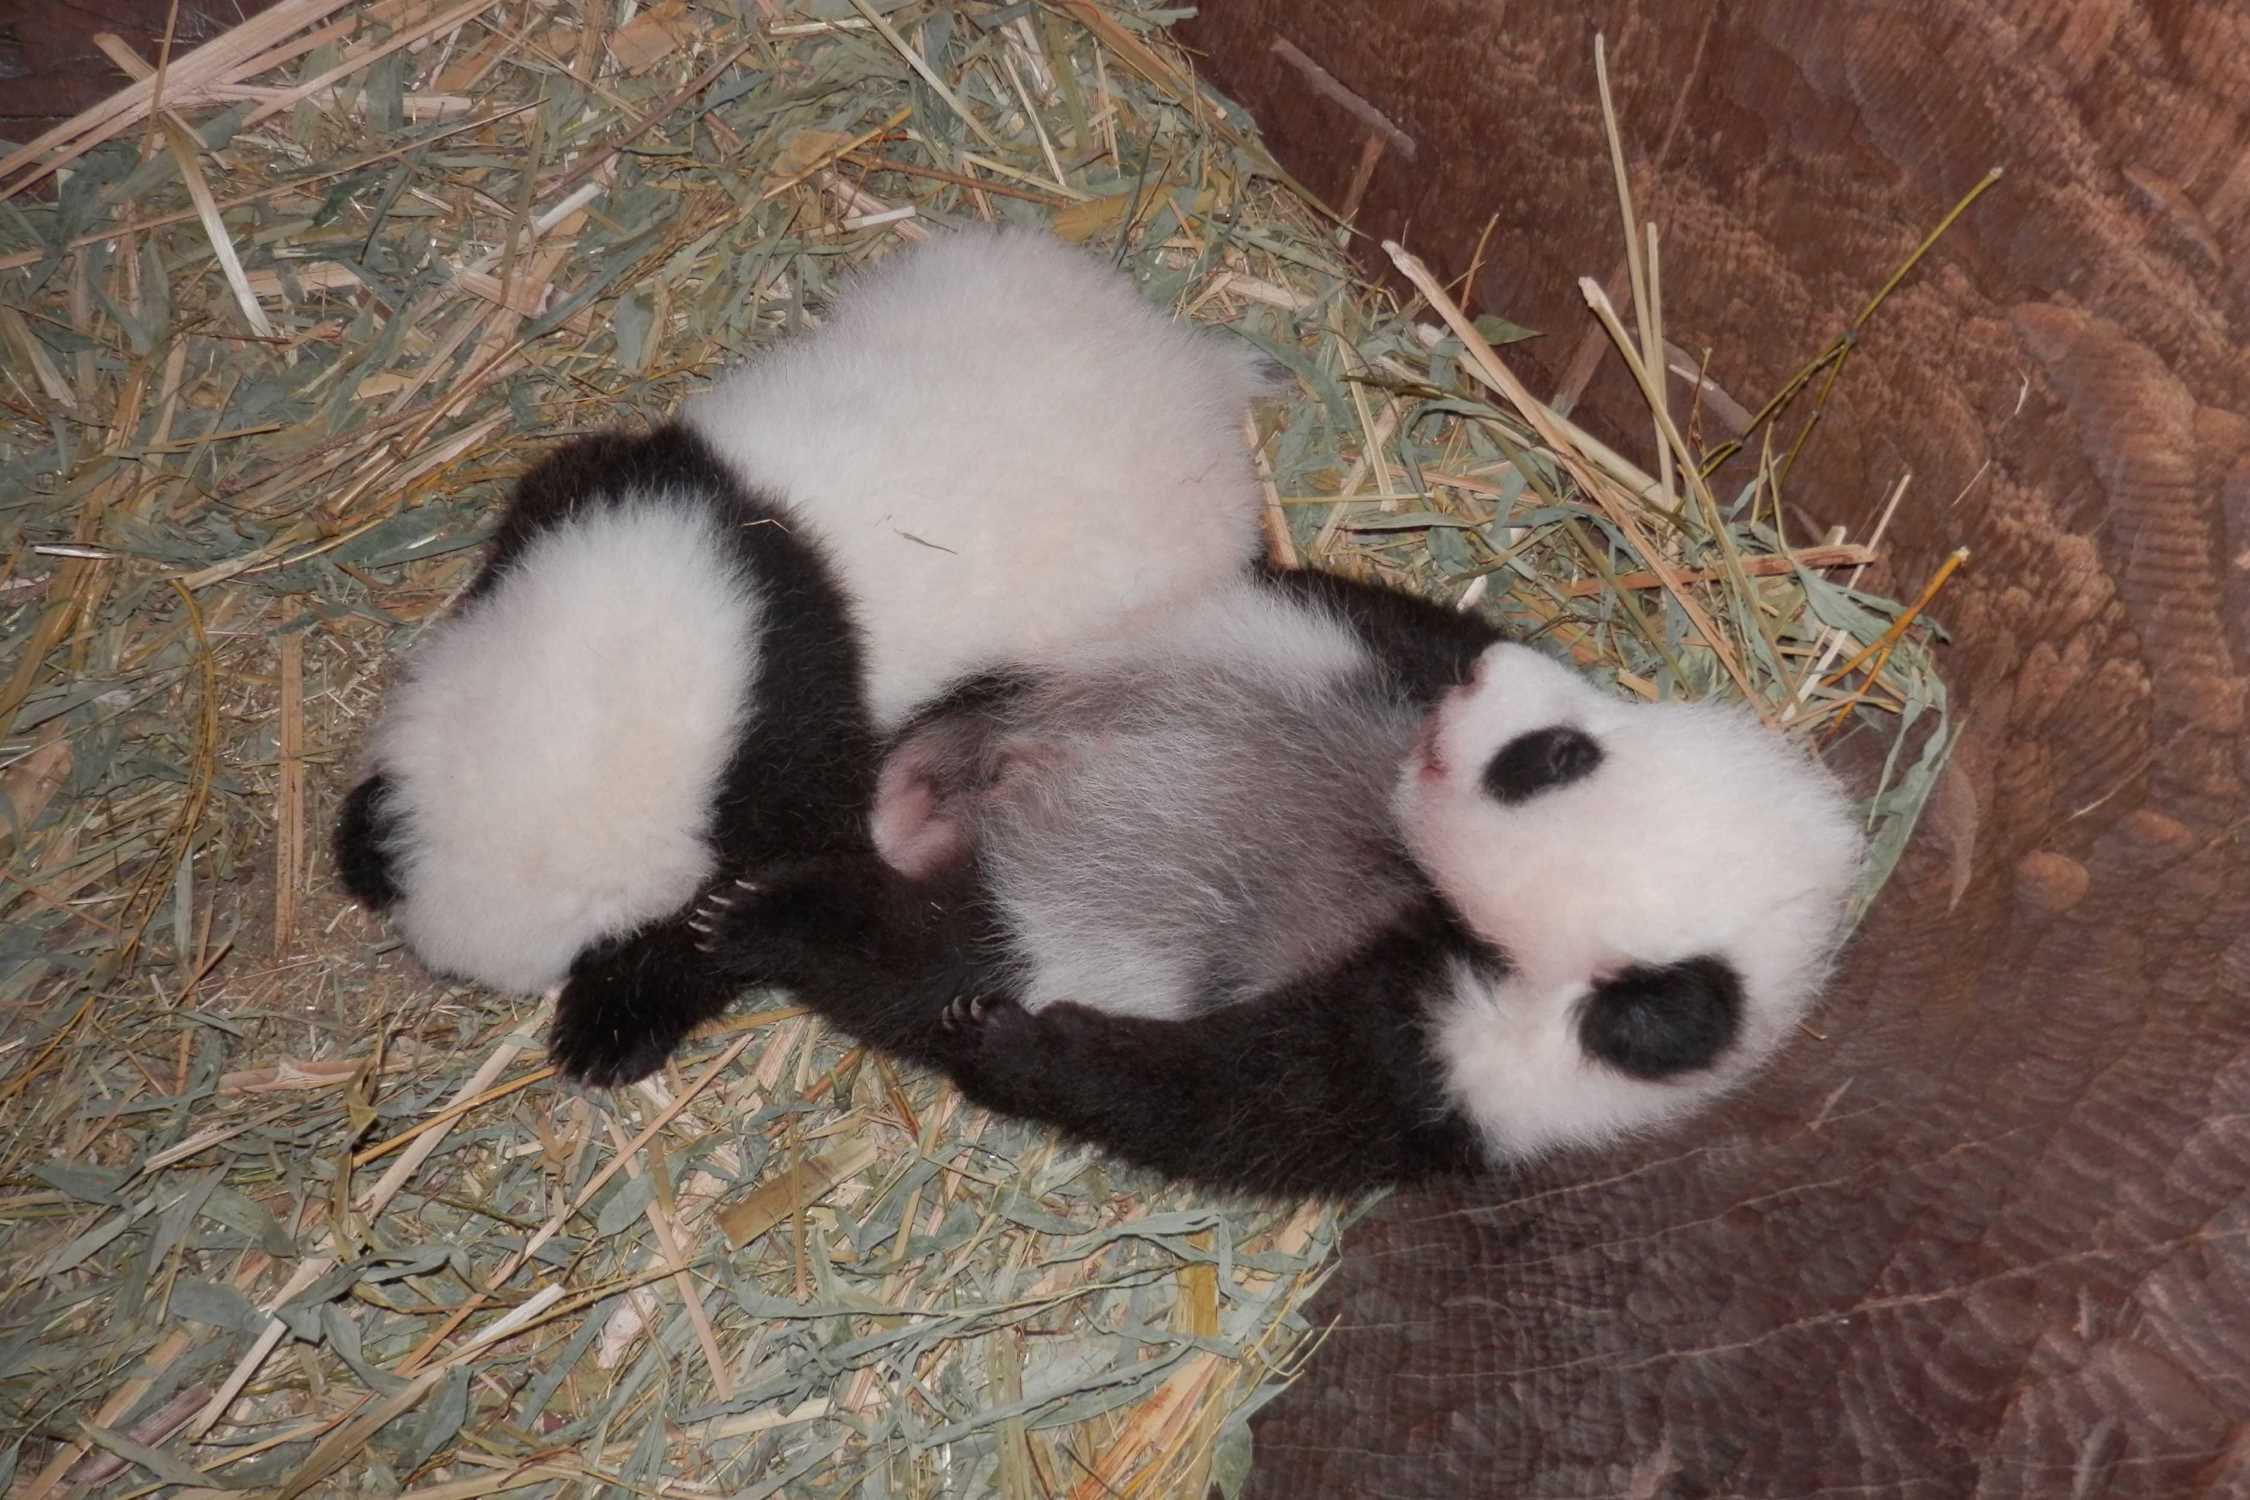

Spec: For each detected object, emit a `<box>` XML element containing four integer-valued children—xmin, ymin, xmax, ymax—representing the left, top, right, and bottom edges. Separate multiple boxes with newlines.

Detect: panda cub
<box><xmin>690</xmin><ymin>569</ymin><xmax>1865</xmax><ymax>1196</ymax></box>
<box><xmin>334</xmin><ymin>227</ymin><xmax>1273</xmax><ymax>1085</ymax></box>
<box><xmin>333</xmin><ymin>427</ymin><xmax>876</xmax><ymax>1085</ymax></box>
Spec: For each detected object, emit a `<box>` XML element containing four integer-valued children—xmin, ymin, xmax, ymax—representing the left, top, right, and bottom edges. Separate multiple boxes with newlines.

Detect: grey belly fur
<box><xmin>978</xmin><ymin>653</ymin><xmax>1427</xmax><ymax>1021</ymax></box>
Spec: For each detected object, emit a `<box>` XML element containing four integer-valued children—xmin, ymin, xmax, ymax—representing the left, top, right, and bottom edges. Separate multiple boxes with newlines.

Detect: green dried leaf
<box><xmin>169</xmin><ymin>1278</ymin><xmax>266</xmax><ymax>1333</ymax></box>
<box><xmin>389</xmin><ymin>1363</ymin><xmax>471</xmax><ymax>1477</ymax></box>
<box><xmin>38</xmin><ymin>1199</ymin><xmax>155</xmax><ymax>1277</ymax></box>
<box><xmin>77</xmin><ymin>1423</ymin><xmax>249</xmax><ymax>1490</ymax></box>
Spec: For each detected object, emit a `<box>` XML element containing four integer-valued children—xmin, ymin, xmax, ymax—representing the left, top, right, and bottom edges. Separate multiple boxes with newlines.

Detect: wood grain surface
<box><xmin>0</xmin><ymin>0</ymin><xmax>282</xmax><ymax>136</ymax></box>
<box><xmin>1181</xmin><ymin>2</ymin><xmax>2250</xmax><ymax>1495</ymax></box>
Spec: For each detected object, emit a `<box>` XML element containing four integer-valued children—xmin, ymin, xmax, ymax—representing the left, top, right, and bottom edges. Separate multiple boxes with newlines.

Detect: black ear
<box><xmin>1481</xmin><ymin>725</ymin><xmax>1604</xmax><ymax>804</ymax></box>
<box><xmin>1577</xmin><ymin>955</ymin><xmax>1744</xmax><ymax>1080</ymax></box>
<box><xmin>334</xmin><ymin>775</ymin><xmax>403</xmax><ymax>911</ymax></box>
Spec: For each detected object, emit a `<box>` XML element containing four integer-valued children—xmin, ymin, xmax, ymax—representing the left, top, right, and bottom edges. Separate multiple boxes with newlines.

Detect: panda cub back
<box><xmin>685</xmin><ymin>226</ymin><xmax>1277</xmax><ymax>729</ymax></box>
<box><xmin>338</xmin><ymin>426</ymin><xmax>873</xmax><ymax>997</ymax></box>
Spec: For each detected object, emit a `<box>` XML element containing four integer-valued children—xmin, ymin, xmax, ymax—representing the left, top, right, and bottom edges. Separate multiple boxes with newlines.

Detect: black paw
<box><xmin>687</xmin><ymin>876</ymin><xmax>764</xmax><ymax>956</ymax></box>
<box><xmin>684</xmin><ymin>872</ymin><xmax>817</xmax><ymax>983</ymax></box>
<box><xmin>935</xmin><ymin>992</ymin><xmax>1040</xmax><ymax>1073</ymax></box>
<box><xmin>937</xmin><ymin>996</ymin><xmax>1072</xmax><ymax>1117</ymax></box>
<box><xmin>940</xmin><ymin>992</ymin><xmax>1003</xmax><ymax>1032</ymax></box>
<box><xmin>547</xmin><ymin>991</ymin><xmax>679</xmax><ymax>1089</ymax></box>
<box><xmin>682</xmin><ymin>858</ymin><xmax>904</xmax><ymax>985</ymax></box>
<box><xmin>545</xmin><ymin>917</ymin><xmax>738</xmax><ymax>1089</ymax></box>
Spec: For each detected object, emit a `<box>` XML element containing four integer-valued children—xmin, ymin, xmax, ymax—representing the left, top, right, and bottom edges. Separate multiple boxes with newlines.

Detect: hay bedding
<box><xmin>0</xmin><ymin>3</ymin><xmax>1959</xmax><ymax>1495</ymax></box>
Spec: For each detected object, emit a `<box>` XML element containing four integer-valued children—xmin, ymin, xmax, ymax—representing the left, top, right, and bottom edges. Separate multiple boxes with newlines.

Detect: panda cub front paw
<box><xmin>687</xmin><ymin>877</ymin><xmax>763</xmax><ymax>955</ymax></box>
<box><xmin>934</xmin><ymin>993</ymin><xmax>1045</xmax><ymax>1094</ymax></box>
<box><xmin>683</xmin><ymin>858</ymin><xmax>889</xmax><ymax>984</ymax></box>
<box><xmin>940</xmin><ymin>992</ymin><xmax>1006</xmax><ymax>1031</ymax></box>
<box><xmin>548</xmin><ymin>996</ymin><xmax>676</xmax><ymax>1090</ymax></box>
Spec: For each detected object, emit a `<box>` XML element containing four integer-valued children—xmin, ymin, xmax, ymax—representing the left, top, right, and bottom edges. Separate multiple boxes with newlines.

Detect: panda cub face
<box><xmin>1397</xmin><ymin>642</ymin><xmax>1642</xmax><ymax>977</ymax></box>
<box><xmin>1393</xmin><ymin>641</ymin><xmax>1866</xmax><ymax>1157</ymax></box>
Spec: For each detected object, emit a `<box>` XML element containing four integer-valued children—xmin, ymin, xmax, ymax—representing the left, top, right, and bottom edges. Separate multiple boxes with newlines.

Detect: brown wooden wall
<box><xmin>1</xmin><ymin>0</ymin><xmax>282</xmax><ymax>138</ymax></box>
<box><xmin>1180</xmin><ymin>3</ymin><xmax>2250</xmax><ymax>1495</ymax></box>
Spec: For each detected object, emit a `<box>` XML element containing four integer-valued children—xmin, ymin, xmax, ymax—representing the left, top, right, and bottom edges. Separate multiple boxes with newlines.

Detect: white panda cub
<box><xmin>334</xmin><ymin>227</ymin><xmax>1273</xmax><ymax>1086</ymax></box>
<box><xmin>689</xmin><ymin>570</ymin><xmax>1866</xmax><ymax>1196</ymax></box>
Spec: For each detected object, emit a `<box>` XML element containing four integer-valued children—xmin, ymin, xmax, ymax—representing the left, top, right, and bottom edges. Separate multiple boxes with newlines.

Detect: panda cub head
<box><xmin>1393</xmin><ymin>642</ymin><xmax>1866</xmax><ymax>1159</ymax></box>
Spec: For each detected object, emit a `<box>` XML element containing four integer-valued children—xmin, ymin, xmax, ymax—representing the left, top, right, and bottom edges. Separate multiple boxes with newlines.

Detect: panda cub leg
<box><xmin>687</xmin><ymin>856</ymin><xmax>1004</xmax><ymax>1071</ymax></box>
<box><xmin>548</xmin><ymin>913</ymin><xmax>739</xmax><ymax>1087</ymax></box>
<box><xmin>938</xmin><ymin>917</ymin><xmax>1487</xmax><ymax>1197</ymax></box>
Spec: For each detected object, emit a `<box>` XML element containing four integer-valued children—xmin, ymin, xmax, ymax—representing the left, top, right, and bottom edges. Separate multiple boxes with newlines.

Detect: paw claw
<box><xmin>941</xmin><ymin>992</ymin><xmax>993</xmax><ymax>1031</ymax></box>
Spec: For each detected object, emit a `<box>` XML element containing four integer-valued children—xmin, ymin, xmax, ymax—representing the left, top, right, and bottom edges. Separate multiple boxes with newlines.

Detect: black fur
<box><xmin>548</xmin><ymin>918</ymin><xmax>745</xmax><ymax>1088</ymax></box>
<box><xmin>335</xmin><ymin>423</ymin><xmax>881</xmax><ymax>1088</ymax></box>
<box><xmin>334</xmin><ymin>774</ymin><xmax>403</xmax><ymax>911</ymax></box>
<box><xmin>900</xmin><ymin>668</ymin><xmax>1044</xmax><ymax>729</ymax></box>
<box><xmin>697</xmin><ymin>855</ymin><xmax>1005</xmax><ymax>1071</ymax></box>
<box><xmin>943</xmin><ymin>905</ymin><xmax>1492</xmax><ymax>1194</ymax></box>
<box><xmin>1482</xmin><ymin>725</ymin><xmax>1604</xmax><ymax>804</ymax></box>
<box><xmin>1575</xmin><ymin>955</ymin><xmax>1744</xmax><ymax>1081</ymax></box>
<box><xmin>542</xmin><ymin>427</ymin><xmax>879</xmax><ymax>1086</ymax></box>
<box><xmin>460</xmin><ymin>426</ymin><xmax>764</xmax><ymax>602</ymax></box>
<box><xmin>695</xmin><ymin>855</ymin><xmax>1488</xmax><ymax>1196</ymax></box>
<box><xmin>1254</xmin><ymin>560</ymin><xmax>1500</xmax><ymax>701</ymax></box>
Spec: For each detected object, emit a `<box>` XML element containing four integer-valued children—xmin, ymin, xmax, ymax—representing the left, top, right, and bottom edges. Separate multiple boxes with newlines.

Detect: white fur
<box><xmin>369</xmin><ymin>499</ymin><xmax>761</xmax><ymax>993</ymax></box>
<box><xmin>685</xmin><ymin>226</ymin><xmax>1273</xmax><ymax>727</ymax></box>
<box><xmin>1397</xmin><ymin>643</ymin><xmax>1865</xmax><ymax>1157</ymax></box>
<box><xmin>1049</xmin><ymin>574</ymin><xmax>1369</xmax><ymax>689</ymax></box>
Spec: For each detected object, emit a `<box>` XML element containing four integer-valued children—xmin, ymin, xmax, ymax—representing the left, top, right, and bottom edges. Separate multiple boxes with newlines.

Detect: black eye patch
<box><xmin>1576</xmin><ymin>955</ymin><xmax>1745</xmax><ymax>1080</ymax></box>
<box><xmin>1480</xmin><ymin>725</ymin><xmax>1604</xmax><ymax>804</ymax></box>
